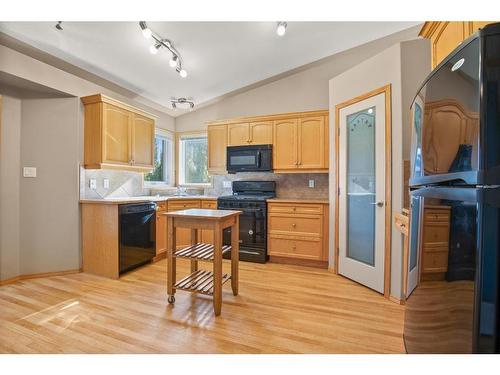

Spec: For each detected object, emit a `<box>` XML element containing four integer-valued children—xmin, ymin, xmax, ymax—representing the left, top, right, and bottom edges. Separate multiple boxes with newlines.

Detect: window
<box><xmin>144</xmin><ymin>129</ymin><xmax>174</xmax><ymax>186</ymax></box>
<box><xmin>178</xmin><ymin>133</ymin><xmax>210</xmax><ymax>186</ymax></box>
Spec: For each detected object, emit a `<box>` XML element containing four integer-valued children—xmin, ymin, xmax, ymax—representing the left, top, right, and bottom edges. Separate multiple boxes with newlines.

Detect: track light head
<box><xmin>149</xmin><ymin>43</ymin><xmax>161</xmax><ymax>55</ymax></box>
<box><xmin>139</xmin><ymin>21</ymin><xmax>152</xmax><ymax>39</ymax></box>
<box><xmin>276</xmin><ymin>22</ymin><xmax>287</xmax><ymax>36</ymax></box>
<box><xmin>169</xmin><ymin>55</ymin><xmax>178</xmax><ymax>68</ymax></box>
<box><xmin>55</xmin><ymin>21</ymin><xmax>63</xmax><ymax>31</ymax></box>
<box><xmin>179</xmin><ymin>69</ymin><xmax>187</xmax><ymax>78</ymax></box>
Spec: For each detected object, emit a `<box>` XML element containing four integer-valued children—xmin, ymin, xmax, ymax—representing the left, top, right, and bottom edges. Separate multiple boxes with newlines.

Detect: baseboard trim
<box><xmin>389</xmin><ymin>296</ymin><xmax>405</xmax><ymax>305</ymax></box>
<box><xmin>269</xmin><ymin>256</ymin><xmax>328</xmax><ymax>269</ymax></box>
<box><xmin>152</xmin><ymin>252</ymin><xmax>166</xmax><ymax>262</ymax></box>
<box><xmin>0</xmin><ymin>268</ymin><xmax>82</xmax><ymax>286</ymax></box>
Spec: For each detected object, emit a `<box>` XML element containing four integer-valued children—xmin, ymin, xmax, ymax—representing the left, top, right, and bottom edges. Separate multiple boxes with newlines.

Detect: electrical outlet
<box><xmin>89</xmin><ymin>179</ymin><xmax>97</xmax><ymax>190</ymax></box>
<box><xmin>23</xmin><ymin>167</ymin><xmax>37</xmax><ymax>178</ymax></box>
<box><xmin>223</xmin><ymin>181</ymin><xmax>232</xmax><ymax>188</ymax></box>
<box><xmin>103</xmin><ymin>178</ymin><xmax>110</xmax><ymax>189</ymax></box>
<box><xmin>308</xmin><ymin>179</ymin><xmax>315</xmax><ymax>188</ymax></box>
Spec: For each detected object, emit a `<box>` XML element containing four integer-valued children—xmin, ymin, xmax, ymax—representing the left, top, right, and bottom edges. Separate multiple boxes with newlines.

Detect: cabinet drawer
<box><xmin>156</xmin><ymin>201</ymin><xmax>167</xmax><ymax>212</ymax></box>
<box><xmin>424</xmin><ymin>210</ymin><xmax>450</xmax><ymax>223</ymax></box>
<box><xmin>423</xmin><ymin>251</ymin><xmax>449</xmax><ymax>272</ymax></box>
<box><xmin>201</xmin><ymin>200</ymin><xmax>217</xmax><ymax>209</ymax></box>
<box><xmin>423</xmin><ymin>222</ymin><xmax>450</xmax><ymax>244</ymax></box>
<box><xmin>268</xmin><ymin>238</ymin><xmax>322</xmax><ymax>260</ymax></box>
<box><xmin>268</xmin><ymin>215</ymin><xmax>322</xmax><ymax>237</ymax></box>
<box><xmin>167</xmin><ymin>200</ymin><xmax>200</xmax><ymax>211</ymax></box>
<box><xmin>268</xmin><ymin>203</ymin><xmax>323</xmax><ymax>215</ymax></box>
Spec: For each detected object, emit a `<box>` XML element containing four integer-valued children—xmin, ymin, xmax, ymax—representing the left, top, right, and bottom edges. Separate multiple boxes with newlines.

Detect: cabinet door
<box><xmin>208</xmin><ymin>124</ymin><xmax>228</xmax><ymax>173</ymax></box>
<box><xmin>298</xmin><ymin>116</ymin><xmax>325</xmax><ymax>169</ymax></box>
<box><xmin>228</xmin><ymin>123</ymin><xmax>250</xmax><ymax>146</ymax></box>
<box><xmin>432</xmin><ymin>22</ymin><xmax>468</xmax><ymax>68</ymax></box>
<box><xmin>102</xmin><ymin>103</ymin><xmax>132</xmax><ymax>165</ymax></box>
<box><xmin>249</xmin><ymin>121</ymin><xmax>273</xmax><ymax>145</ymax></box>
<box><xmin>273</xmin><ymin>119</ymin><xmax>298</xmax><ymax>170</ymax></box>
<box><xmin>155</xmin><ymin>212</ymin><xmax>167</xmax><ymax>255</ymax></box>
<box><xmin>132</xmin><ymin>114</ymin><xmax>154</xmax><ymax>168</ymax></box>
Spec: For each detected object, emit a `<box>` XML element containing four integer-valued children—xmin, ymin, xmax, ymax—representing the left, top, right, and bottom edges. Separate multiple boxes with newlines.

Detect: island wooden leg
<box><xmin>167</xmin><ymin>217</ymin><xmax>176</xmax><ymax>304</ymax></box>
<box><xmin>190</xmin><ymin>228</ymin><xmax>198</xmax><ymax>273</ymax></box>
<box><xmin>231</xmin><ymin>217</ymin><xmax>239</xmax><ymax>296</ymax></box>
<box><xmin>213</xmin><ymin>222</ymin><xmax>222</xmax><ymax>316</ymax></box>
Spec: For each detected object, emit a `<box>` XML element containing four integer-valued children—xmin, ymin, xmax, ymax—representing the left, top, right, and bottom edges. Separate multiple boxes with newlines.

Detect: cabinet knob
<box><xmin>292</xmin><ymin>223</ymin><xmax>296</xmax><ymax>227</ymax></box>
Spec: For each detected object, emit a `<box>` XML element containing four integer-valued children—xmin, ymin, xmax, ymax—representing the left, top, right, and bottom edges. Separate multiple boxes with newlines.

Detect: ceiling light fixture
<box><xmin>139</xmin><ymin>21</ymin><xmax>187</xmax><ymax>78</ymax></box>
<box><xmin>171</xmin><ymin>97</ymin><xmax>195</xmax><ymax>111</ymax></box>
<box><xmin>276</xmin><ymin>22</ymin><xmax>287</xmax><ymax>36</ymax></box>
<box><xmin>55</xmin><ymin>21</ymin><xmax>63</xmax><ymax>31</ymax></box>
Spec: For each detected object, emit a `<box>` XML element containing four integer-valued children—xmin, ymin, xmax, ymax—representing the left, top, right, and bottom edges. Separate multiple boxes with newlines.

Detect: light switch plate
<box><xmin>89</xmin><ymin>179</ymin><xmax>97</xmax><ymax>189</ymax></box>
<box><xmin>103</xmin><ymin>178</ymin><xmax>110</xmax><ymax>189</ymax></box>
<box><xmin>308</xmin><ymin>179</ymin><xmax>315</xmax><ymax>188</ymax></box>
<box><xmin>23</xmin><ymin>167</ymin><xmax>37</xmax><ymax>178</ymax></box>
<box><xmin>223</xmin><ymin>181</ymin><xmax>232</xmax><ymax>188</ymax></box>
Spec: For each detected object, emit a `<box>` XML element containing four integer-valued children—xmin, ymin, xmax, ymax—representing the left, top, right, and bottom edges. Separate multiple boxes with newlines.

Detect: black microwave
<box><xmin>226</xmin><ymin>144</ymin><xmax>272</xmax><ymax>173</ymax></box>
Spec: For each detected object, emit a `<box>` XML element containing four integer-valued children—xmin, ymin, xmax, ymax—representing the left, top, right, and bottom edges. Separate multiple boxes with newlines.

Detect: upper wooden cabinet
<box><xmin>273</xmin><ymin>115</ymin><xmax>329</xmax><ymax>172</ymax></box>
<box><xmin>420</xmin><ymin>21</ymin><xmax>497</xmax><ymax>68</ymax></box>
<box><xmin>81</xmin><ymin>94</ymin><xmax>156</xmax><ymax>172</ymax></box>
<box><xmin>207</xmin><ymin>110</ymin><xmax>329</xmax><ymax>174</ymax></box>
<box><xmin>227</xmin><ymin>121</ymin><xmax>273</xmax><ymax>146</ymax></box>
<box><xmin>207</xmin><ymin>124</ymin><xmax>228</xmax><ymax>174</ymax></box>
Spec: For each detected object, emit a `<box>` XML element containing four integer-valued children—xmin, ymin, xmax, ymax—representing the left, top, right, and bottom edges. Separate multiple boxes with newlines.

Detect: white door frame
<box><xmin>334</xmin><ymin>85</ymin><xmax>392</xmax><ymax>298</ymax></box>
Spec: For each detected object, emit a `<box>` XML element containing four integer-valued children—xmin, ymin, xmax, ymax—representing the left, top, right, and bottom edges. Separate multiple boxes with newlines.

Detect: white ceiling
<box><xmin>0</xmin><ymin>22</ymin><xmax>421</xmax><ymax>115</ymax></box>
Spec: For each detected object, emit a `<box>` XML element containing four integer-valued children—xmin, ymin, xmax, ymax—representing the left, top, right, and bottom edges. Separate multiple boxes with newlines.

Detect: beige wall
<box><xmin>0</xmin><ymin>44</ymin><xmax>175</xmax><ymax>132</ymax></box>
<box><xmin>175</xmin><ymin>27</ymin><xmax>421</xmax><ymax>132</ymax></box>
<box><xmin>20</xmin><ymin>98</ymin><xmax>81</xmax><ymax>274</ymax></box>
<box><xmin>329</xmin><ymin>39</ymin><xmax>430</xmax><ymax>300</ymax></box>
<box><xmin>0</xmin><ymin>95</ymin><xmax>21</xmax><ymax>280</ymax></box>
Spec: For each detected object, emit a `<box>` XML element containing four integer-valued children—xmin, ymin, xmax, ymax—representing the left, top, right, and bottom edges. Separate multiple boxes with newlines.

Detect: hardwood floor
<box><xmin>0</xmin><ymin>259</ymin><xmax>405</xmax><ymax>353</ymax></box>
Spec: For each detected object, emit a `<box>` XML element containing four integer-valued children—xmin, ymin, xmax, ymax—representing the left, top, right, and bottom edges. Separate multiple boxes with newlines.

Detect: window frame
<box><xmin>177</xmin><ymin>131</ymin><xmax>211</xmax><ymax>187</ymax></box>
<box><xmin>144</xmin><ymin>128</ymin><xmax>175</xmax><ymax>188</ymax></box>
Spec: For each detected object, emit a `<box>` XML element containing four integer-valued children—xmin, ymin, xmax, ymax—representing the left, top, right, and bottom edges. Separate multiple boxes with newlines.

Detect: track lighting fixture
<box><xmin>139</xmin><ymin>21</ymin><xmax>187</xmax><ymax>78</ymax></box>
<box><xmin>171</xmin><ymin>97</ymin><xmax>195</xmax><ymax>111</ymax></box>
<box><xmin>55</xmin><ymin>21</ymin><xmax>63</xmax><ymax>31</ymax></box>
<box><xmin>276</xmin><ymin>22</ymin><xmax>287</xmax><ymax>36</ymax></box>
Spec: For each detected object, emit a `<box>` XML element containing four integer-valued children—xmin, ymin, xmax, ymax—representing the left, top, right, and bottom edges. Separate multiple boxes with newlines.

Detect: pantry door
<box><xmin>336</xmin><ymin>86</ymin><xmax>391</xmax><ymax>295</ymax></box>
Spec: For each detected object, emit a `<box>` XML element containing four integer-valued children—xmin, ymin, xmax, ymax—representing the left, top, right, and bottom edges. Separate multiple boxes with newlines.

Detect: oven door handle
<box><xmin>257</xmin><ymin>150</ymin><xmax>262</xmax><ymax>168</ymax></box>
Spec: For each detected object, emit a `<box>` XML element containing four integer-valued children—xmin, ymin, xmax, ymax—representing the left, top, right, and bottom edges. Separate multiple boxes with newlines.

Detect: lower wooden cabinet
<box><xmin>200</xmin><ymin>200</ymin><xmax>217</xmax><ymax>244</ymax></box>
<box><xmin>155</xmin><ymin>202</ymin><xmax>168</xmax><ymax>256</ymax></box>
<box><xmin>267</xmin><ymin>201</ymin><xmax>329</xmax><ymax>267</ymax></box>
<box><xmin>421</xmin><ymin>205</ymin><xmax>451</xmax><ymax>280</ymax></box>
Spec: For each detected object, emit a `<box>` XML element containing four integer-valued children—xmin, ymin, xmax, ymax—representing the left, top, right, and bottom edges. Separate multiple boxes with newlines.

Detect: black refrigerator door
<box><xmin>404</xmin><ymin>187</ymin><xmax>500</xmax><ymax>353</ymax></box>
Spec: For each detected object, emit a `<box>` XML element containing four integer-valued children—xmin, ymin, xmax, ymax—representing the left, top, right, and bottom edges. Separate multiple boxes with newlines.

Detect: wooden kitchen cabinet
<box><xmin>268</xmin><ymin>201</ymin><xmax>329</xmax><ymax>268</ymax></box>
<box><xmin>228</xmin><ymin>121</ymin><xmax>273</xmax><ymax>146</ymax></box>
<box><xmin>421</xmin><ymin>205</ymin><xmax>451</xmax><ymax>280</ymax></box>
<box><xmin>228</xmin><ymin>123</ymin><xmax>250</xmax><ymax>146</ymax></box>
<box><xmin>155</xmin><ymin>202</ymin><xmax>168</xmax><ymax>256</ymax></box>
<box><xmin>168</xmin><ymin>200</ymin><xmax>201</xmax><ymax>248</ymax></box>
<box><xmin>207</xmin><ymin>124</ymin><xmax>228</xmax><ymax>174</ymax></box>
<box><xmin>82</xmin><ymin>94</ymin><xmax>156</xmax><ymax>172</ymax></box>
<box><xmin>273</xmin><ymin>119</ymin><xmax>298</xmax><ymax>170</ymax></box>
<box><xmin>207</xmin><ymin>110</ymin><xmax>329</xmax><ymax>174</ymax></box>
<box><xmin>420</xmin><ymin>21</ymin><xmax>497</xmax><ymax>68</ymax></box>
<box><xmin>273</xmin><ymin>115</ymin><xmax>329</xmax><ymax>172</ymax></box>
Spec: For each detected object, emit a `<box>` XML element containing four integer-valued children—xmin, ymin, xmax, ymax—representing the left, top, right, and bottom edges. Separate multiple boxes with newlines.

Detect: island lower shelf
<box><xmin>174</xmin><ymin>269</ymin><xmax>231</xmax><ymax>296</ymax></box>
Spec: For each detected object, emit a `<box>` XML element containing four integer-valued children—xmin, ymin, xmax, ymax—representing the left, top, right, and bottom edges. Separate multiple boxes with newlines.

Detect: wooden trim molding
<box><xmin>206</xmin><ymin>109</ymin><xmax>329</xmax><ymax>126</ymax></box>
<box><xmin>81</xmin><ymin>94</ymin><xmax>158</xmax><ymax>120</ymax></box>
<box><xmin>0</xmin><ymin>269</ymin><xmax>82</xmax><ymax>287</ymax></box>
<box><xmin>333</xmin><ymin>84</ymin><xmax>393</xmax><ymax>299</ymax></box>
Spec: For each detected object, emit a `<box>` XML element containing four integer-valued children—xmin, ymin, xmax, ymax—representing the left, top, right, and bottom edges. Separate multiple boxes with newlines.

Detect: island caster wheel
<box><xmin>168</xmin><ymin>295</ymin><xmax>175</xmax><ymax>304</ymax></box>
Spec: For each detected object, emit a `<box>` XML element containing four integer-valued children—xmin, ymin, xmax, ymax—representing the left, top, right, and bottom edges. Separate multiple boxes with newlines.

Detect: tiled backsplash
<box><xmin>80</xmin><ymin>167</ymin><xmax>145</xmax><ymax>199</ymax></box>
<box><xmin>80</xmin><ymin>168</ymin><xmax>329</xmax><ymax>200</ymax></box>
<box><xmin>205</xmin><ymin>173</ymin><xmax>329</xmax><ymax>199</ymax></box>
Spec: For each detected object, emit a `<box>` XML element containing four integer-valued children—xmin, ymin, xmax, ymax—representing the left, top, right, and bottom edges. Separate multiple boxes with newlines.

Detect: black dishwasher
<box><xmin>119</xmin><ymin>203</ymin><xmax>156</xmax><ymax>274</ymax></box>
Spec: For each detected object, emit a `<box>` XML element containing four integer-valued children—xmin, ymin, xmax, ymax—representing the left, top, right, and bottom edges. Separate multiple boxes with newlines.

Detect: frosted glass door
<box><xmin>338</xmin><ymin>92</ymin><xmax>387</xmax><ymax>294</ymax></box>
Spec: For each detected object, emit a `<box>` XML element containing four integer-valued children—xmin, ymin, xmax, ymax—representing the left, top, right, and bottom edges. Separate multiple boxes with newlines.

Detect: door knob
<box><xmin>370</xmin><ymin>201</ymin><xmax>385</xmax><ymax>207</ymax></box>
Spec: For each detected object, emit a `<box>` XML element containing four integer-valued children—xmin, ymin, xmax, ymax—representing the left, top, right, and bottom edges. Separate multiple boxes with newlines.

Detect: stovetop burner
<box><xmin>218</xmin><ymin>194</ymin><xmax>275</xmax><ymax>201</ymax></box>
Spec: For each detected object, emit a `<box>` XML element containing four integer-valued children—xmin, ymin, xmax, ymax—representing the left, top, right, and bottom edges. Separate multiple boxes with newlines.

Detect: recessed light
<box><xmin>276</xmin><ymin>22</ymin><xmax>287</xmax><ymax>37</ymax></box>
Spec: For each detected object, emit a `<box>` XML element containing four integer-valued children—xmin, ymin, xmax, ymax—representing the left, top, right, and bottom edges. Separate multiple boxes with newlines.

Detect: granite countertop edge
<box><xmin>80</xmin><ymin>195</ymin><xmax>218</xmax><ymax>204</ymax></box>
